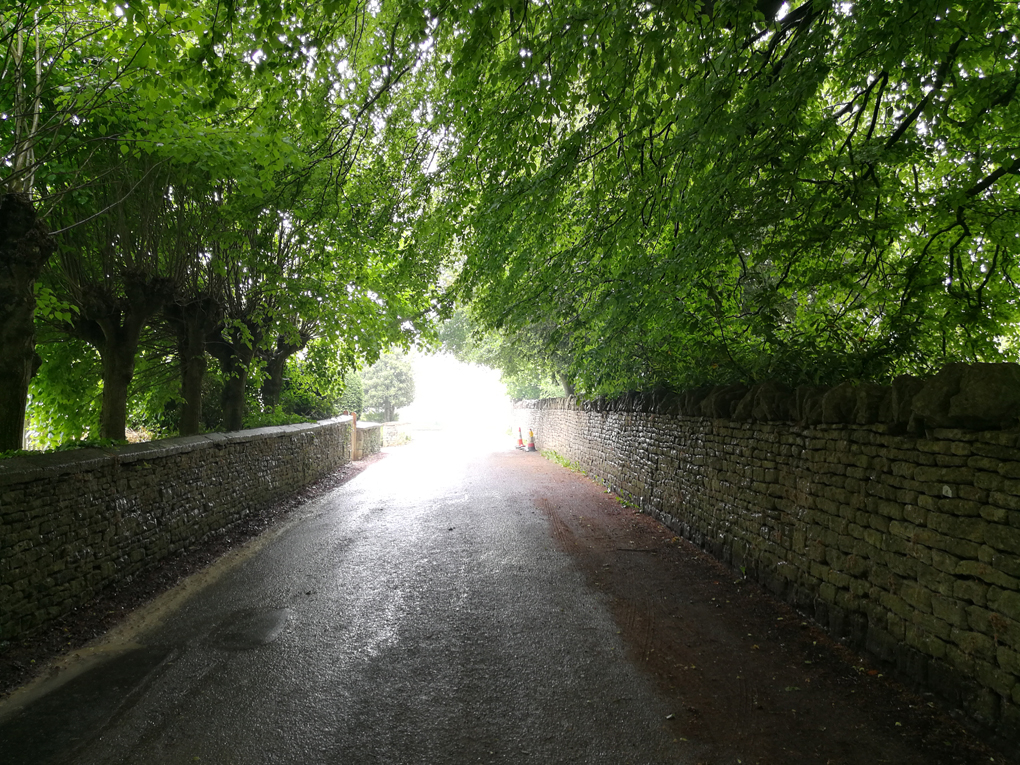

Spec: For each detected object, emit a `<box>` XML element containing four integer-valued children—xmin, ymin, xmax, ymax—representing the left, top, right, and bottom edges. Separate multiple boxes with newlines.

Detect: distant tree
<box><xmin>361</xmin><ymin>352</ymin><xmax>414</xmax><ymax>423</ymax></box>
<box><xmin>439</xmin><ymin>307</ymin><xmax>568</xmax><ymax>399</ymax></box>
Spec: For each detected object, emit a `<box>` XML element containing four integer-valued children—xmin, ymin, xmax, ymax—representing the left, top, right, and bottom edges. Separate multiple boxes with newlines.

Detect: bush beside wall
<box><xmin>0</xmin><ymin>417</ymin><xmax>358</xmax><ymax>642</ymax></box>
<box><xmin>515</xmin><ymin>396</ymin><xmax>1020</xmax><ymax>742</ymax></box>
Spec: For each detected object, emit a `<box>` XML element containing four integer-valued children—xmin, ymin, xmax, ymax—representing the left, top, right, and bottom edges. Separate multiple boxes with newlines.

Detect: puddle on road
<box><xmin>207</xmin><ymin>608</ymin><xmax>291</xmax><ymax>651</ymax></box>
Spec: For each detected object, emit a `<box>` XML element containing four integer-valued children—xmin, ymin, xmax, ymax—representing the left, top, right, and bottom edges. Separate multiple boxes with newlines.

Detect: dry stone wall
<box><xmin>0</xmin><ymin>417</ymin><xmax>363</xmax><ymax>642</ymax></box>
<box><xmin>356</xmin><ymin>422</ymin><xmax>383</xmax><ymax>458</ymax></box>
<box><xmin>515</xmin><ymin>370</ymin><xmax>1020</xmax><ymax>743</ymax></box>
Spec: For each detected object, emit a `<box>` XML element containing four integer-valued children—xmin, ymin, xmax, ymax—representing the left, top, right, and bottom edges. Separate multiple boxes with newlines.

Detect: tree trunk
<box><xmin>166</xmin><ymin>298</ymin><xmax>221</xmax><ymax>436</ymax></box>
<box><xmin>71</xmin><ymin>277</ymin><xmax>172</xmax><ymax>441</ymax></box>
<box><xmin>99</xmin><ymin>327</ymin><xmax>140</xmax><ymax>440</ymax></box>
<box><xmin>0</xmin><ymin>193</ymin><xmax>54</xmax><ymax>450</ymax></box>
<box><xmin>207</xmin><ymin>326</ymin><xmax>259</xmax><ymax>432</ymax></box>
<box><xmin>385</xmin><ymin>402</ymin><xmax>395</xmax><ymax>422</ymax></box>
<box><xmin>179</xmin><ymin>329</ymin><xmax>208</xmax><ymax>436</ymax></box>
<box><xmin>72</xmin><ymin>312</ymin><xmax>147</xmax><ymax>442</ymax></box>
<box><xmin>221</xmin><ymin>359</ymin><xmax>249</xmax><ymax>431</ymax></box>
<box><xmin>261</xmin><ymin>353</ymin><xmax>289</xmax><ymax>410</ymax></box>
<box><xmin>259</xmin><ymin>336</ymin><xmax>307</xmax><ymax>410</ymax></box>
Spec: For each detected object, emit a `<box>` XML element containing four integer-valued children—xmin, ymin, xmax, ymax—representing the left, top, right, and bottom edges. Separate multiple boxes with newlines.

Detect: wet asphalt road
<box><xmin>0</xmin><ymin>431</ymin><xmax>688</xmax><ymax>765</ymax></box>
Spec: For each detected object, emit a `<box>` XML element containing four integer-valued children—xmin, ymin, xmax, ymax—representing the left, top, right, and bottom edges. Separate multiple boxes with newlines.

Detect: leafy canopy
<box><xmin>424</xmin><ymin>0</ymin><xmax>1020</xmax><ymax>395</ymax></box>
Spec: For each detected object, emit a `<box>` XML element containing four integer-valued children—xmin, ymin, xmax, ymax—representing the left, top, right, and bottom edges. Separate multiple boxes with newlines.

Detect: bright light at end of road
<box><xmin>397</xmin><ymin>353</ymin><xmax>513</xmax><ymax>449</ymax></box>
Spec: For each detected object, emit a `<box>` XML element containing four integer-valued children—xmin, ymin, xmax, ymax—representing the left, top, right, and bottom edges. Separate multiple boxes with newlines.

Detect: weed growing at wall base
<box><xmin>541</xmin><ymin>450</ymin><xmax>586</xmax><ymax>476</ymax></box>
<box><xmin>542</xmin><ymin>449</ymin><xmax>621</xmax><ymax>496</ymax></box>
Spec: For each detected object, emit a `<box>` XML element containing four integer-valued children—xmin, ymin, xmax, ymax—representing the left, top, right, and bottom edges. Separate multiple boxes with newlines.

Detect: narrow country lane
<box><xmin>0</xmin><ymin>431</ymin><xmax>690</xmax><ymax>765</ymax></box>
<box><xmin>0</xmin><ymin>429</ymin><xmax>1011</xmax><ymax>765</ymax></box>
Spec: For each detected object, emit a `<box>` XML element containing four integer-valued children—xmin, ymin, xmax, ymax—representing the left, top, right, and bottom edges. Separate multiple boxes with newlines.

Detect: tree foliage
<box><xmin>427</xmin><ymin>0</ymin><xmax>1020</xmax><ymax>395</ymax></box>
<box><xmin>7</xmin><ymin>0</ymin><xmax>1020</xmax><ymax>449</ymax></box>
<box><xmin>439</xmin><ymin>306</ymin><xmax>567</xmax><ymax>399</ymax></box>
<box><xmin>280</xmin><ymin>338</ymin><xmax>363</xmax><ymax>419</ymax></box>
<box><xmin>3</xmin><ymin>0</ymin><xmax>452</xmax><ymax>447</ymax></box>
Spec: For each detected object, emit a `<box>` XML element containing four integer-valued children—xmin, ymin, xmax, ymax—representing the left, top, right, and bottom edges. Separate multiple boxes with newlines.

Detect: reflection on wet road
<box><xmin>0</xmin><ymin>431</ymin><xmax>690</xmax><ymax>764</ymax></box>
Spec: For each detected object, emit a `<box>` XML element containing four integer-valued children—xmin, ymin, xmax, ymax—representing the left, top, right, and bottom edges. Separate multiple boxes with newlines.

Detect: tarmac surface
<box><xmin>0</xmin><ymin>429</ymin><xmax>1014</xmax><ymax>764</ymax></box>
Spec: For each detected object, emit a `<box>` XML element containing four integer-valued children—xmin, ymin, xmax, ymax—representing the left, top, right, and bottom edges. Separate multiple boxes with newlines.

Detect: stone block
<box><xmin>891</xmin><ymin>375</ymin><xmax>925</xmax><ymax>425</ymax></box>
<box><xmin>880</xmin><ymin>591</ymin><xmax>913</xmax><ymax>620</ymax></box>
<box><xmin>820</xmin><ymin>383</ymin><xmax>856</xmax><ymax>424</ymax></box>
<box><xmin>904</xmin><ymin>622</ymin><xmax>934</xmax><ymax>654</ymax></box>
<box><xmin>946</xmin><ymin>643</ymin><xmax>978</xmax><ymax>676</ymax></box>
<box><xmin>946</xmin><ymin>537</ymin><xmax>983</xmax><ymax>561</ymax></box>
<box><xmin>856</xmin><ymin>383</ymin><xmax>891</xmax><ymax>425</ymax></box>
<box><xmin>986</xmin><ymin>524</ymin><xmax>1020</xmax><ymax>555</ymax></box>
<box><xmin>901</xmin><ymin>581</ymin><xmax>933</xmax><ymax>613</ymax></box>
<box><xmin>931</xmin><ymin>548</ymin><xmax>961</xmax><ymax>574</ymax></box>
<box><xmin>931</xmin><ymin>594</ymin><xmax>968</xmax><ymax>628</ymax></box>
<box><xmin>915</xmin><ymin>611</ymin><xmax>953</xmax><ymax>641</ymax></box>
<box><xmin>927</xmin><ymin>512</ymin><xmax>986</xmax><ymax>543</ymax></box>
<box><xmin>700</xmin><ymin>384</ymin><xmax>749</xmax><ymax>419</ymax></box>
<box><xmin>957</xmin><ymin>560</ymin><xmax>1017</xmax><ymax>589</ymax></box>
<box><xmin>950</xmin><ymin>364</ymin><xmax>1020</xmax><ymax>429</ymax></box>
<box><xmin>890</xmin><ymin>461</ymin><xmax>916</xmax><ymax>479</ymax></box>
<box><xmin>913</xmin><ymin>363</ymin><xmax>1020</xmax><ymax>430</ymax></box>
<box><xmin>989</xmin><ymin>491</ymin><xmax>1020</xmax><ymax>512</ymax></box>
<box><xmin>993</xmin><ymin>591</ymin><xmax>1020</xmax><ymax>625</ymax></box>
<box><xmin>974</xmin><ymin>658</ymin><xmax>1016</xmax><ymax>698</ymax></box>
<box><xmin>981</xmin><ymin>505</ymin><xmax>1009</xmax><ymax>524</ymax></box>
<box><xmin>937</xmin><ymin>498</ymin><xmax>983</xmax><ymax>517</ymax></box>
<box><xmin>954</xmin><ymin>579</ymin><xmax>989</xmax><ymax>607</ymax></box>
<box><xmin>749</xmin><ymin>380</ymin><xmax>797</xmax><ymax>422</ymax></box>
<box><xmin>999</xmin><ymin>645</ymin><xmax>1020</xmax><ymax>676</ymax></box>
<box><xmin>903</xmin><ymin>505</ymin><xmax>927</xmax><ymax>526</ymax></box>
<box><xmin>984</xmin><ymin>550</ymin><xmax>1020</xmax><ymax>579</ymax></box>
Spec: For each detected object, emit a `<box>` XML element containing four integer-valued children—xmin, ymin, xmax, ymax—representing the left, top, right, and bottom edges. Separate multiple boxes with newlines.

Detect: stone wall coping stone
<box><xmin>0</xmin><ymin>416</ymin><xmax>354</xmax><ymax>488</ymax></box>
<box><xmin>356</xmin><ymin>422</ymin><xmax>383</xmax><ymax>431</ymax></box>
<box><xmin>522</xmin><ymin>395</ymin><xmax>1015</xmax><ymax>442</ymax></box>
<box><xmin>522</xmin><ymin>364</ymin><xmax>1020</xmax><ymax>432</ymax></box>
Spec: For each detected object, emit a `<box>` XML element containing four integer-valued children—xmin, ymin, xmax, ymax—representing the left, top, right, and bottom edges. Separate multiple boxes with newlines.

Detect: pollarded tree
<box><xmin>361</xmin><ymin>352</ymin><xmax>415</xmax><ymax>423</ymax></box>
<box><xmin>47</xmin><ymin>149</ymin><xmax>178</xmax><ymax>440</ymax></box>
<box><xmin>1</xmin><ymin>0</ymin><xmax>274</xmax><ymax>447</ymax></box>
<box><xmin>0</xmin><ymin>1</ymin><xmax>134</xmax><ymax>448</ymax></box>
<box><xmin>3</xmin><ymin>0</ymin><xmax>438</xmax><ymax>448</ymax></box>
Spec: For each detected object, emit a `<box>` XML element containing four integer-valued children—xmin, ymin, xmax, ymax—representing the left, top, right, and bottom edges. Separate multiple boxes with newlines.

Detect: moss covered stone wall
<box><xmin>0</xmin><ymin>418</ymin><xmax>353</xmax><ymax>642</ymax></box>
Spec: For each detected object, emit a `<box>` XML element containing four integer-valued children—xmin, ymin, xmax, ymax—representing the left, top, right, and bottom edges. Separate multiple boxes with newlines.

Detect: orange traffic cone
<box><xmin>526</xmin><ymin>429</ymin><xmax>537</xmax><ymax>452</ymax></box>
<box><xmin>516</xmin><ymin>427</ymin><xmax>524</xmax><ymax>449</ymax></box>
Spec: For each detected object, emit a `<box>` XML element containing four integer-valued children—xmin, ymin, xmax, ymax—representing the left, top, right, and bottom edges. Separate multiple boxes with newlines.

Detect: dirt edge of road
<box><xmin>0</xmin><ymin>452</ymin><xmax>386</xmax><ymax>701</ymax></box>
<box><xmin>530</xmin><ymin>453</ymin><xmax>1018</xmax><ymax>765</ymax></box>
